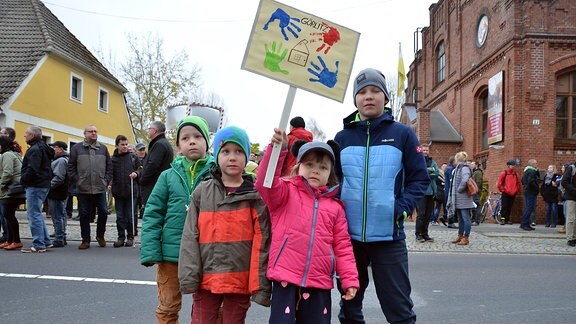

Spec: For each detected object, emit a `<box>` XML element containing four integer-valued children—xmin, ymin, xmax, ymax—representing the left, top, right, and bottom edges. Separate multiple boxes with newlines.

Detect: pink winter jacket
<box><xmin>255</xmin><ymin>144</ymin><xmax>359</xmax><ymax>291</ymax></box>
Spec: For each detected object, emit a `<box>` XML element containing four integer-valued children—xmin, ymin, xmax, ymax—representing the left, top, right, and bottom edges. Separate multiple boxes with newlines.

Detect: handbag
<box><xmin>7</xmin><ymin>182</ymin><xmax>25</xmax><ymax>196</ymax></box>
<box><xmin>466</xmin><ymin>178</ymin><xmax>479</xmax><ymax>196</ymax></box>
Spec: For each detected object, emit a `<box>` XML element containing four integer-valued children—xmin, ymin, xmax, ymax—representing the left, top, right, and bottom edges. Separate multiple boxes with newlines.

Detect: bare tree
<box><xmin>307</xmin><ymin>118</ymin><xmax>326</xmax><ymax>142</ymax></box>
<box><xmin>120</xmin><ymin>33</ymin><xmax>201</xmax><ymax>142</ymax></box>
<box><xmin>385</xmin><ymin>73</ymin><xmax>404</xmax><ymax>121</ymax></box>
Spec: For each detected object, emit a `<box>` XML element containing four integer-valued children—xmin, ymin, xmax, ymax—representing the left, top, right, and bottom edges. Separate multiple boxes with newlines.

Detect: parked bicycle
<box><xmin>480</xmin><ymin>191</ymin><xmax>503</xmax><ymax>224</ymax></box>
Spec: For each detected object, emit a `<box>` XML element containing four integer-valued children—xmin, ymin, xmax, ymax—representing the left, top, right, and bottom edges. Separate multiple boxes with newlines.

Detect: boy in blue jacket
<box><xmin>335</xmin><ymin>68</ymin><xmax>429</xmax><ymax>324</ymax></box>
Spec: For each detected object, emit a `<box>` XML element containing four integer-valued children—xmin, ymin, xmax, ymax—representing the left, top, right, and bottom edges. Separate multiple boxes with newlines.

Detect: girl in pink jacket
<box><xmin>256</xmin><ymin>128</ymin><xmax>358</xmax><ymax>324</ymax></box>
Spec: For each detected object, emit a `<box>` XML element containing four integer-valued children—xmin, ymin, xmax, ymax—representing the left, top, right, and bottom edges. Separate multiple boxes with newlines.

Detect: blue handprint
<box><xmin>262</xmin><ymin>8</ymin><xmax>301</xmax><ymax>41</ymax></box>
<box><xmin>308</xmin><ymin>56</ymin><xmax>339</xmax><ymax>88</ymax></box>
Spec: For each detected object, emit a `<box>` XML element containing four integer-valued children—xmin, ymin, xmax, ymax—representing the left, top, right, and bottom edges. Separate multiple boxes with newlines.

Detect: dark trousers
<box><xmin>77</xmin><ymin>193</ymin><xmax>108</xmax><ymax>242</ymax></box>
<box><xmin>270</xmin><ymin>281</ymin><xmax>331</xmax><ymax>324</ymax></box>
<box><xmin>416</xmin><ymin>195</ymin><xmax>434</xmax><ymax>236</ymax></box>
<box><xmin>500</xmin><ymin>193</ymin><xmax>516</xmax><ymax>222</ymax></box>
<box><xmin>521</xmin><ymin>194</ymin><xmax>537</xmax><ymax>226</ymax></box>
<box><xmin>2</xmin><ymin>201</ymin><xmax>24</xmax><ymax>244</ymax></box>
<box><xmin>114</xmin><ymin>197</ymin><xmax>134</xmax><ymax>240</ymax></box>
<box><xmin>338</xmin><ymin>240</ymin><xmax>416</xmax><ymax>324</ymax></box>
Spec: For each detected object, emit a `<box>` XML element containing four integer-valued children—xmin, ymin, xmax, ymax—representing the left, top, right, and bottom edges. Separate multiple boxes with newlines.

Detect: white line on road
<box><xmin>0</xmin><ymin>272</ymin><xmax>156</xmax><ymax>285</ymax></box>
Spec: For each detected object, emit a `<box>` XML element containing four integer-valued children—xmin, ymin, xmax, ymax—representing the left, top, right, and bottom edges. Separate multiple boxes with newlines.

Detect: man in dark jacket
<box><xmin>111</xmin><ymin>135</ymin><xmax>141</xmax><ymax>248</ymax></box>
<box><xmin>21</xmin><ymin>126</ymin><xmax>54</xmax><ymax>253</ymax></box>
<box><xmin>415</xmin><ymin>144</ymin><xmax>438</xmax><ymax>242</ymax></box>
<box><xmin>68</xmin><ymin>125</ymin><xmax>112</xmax><ymax>249</ymax></box>
<box><xmin>520</xmin><ymin>159</ymin><xmax>539</xmax><ymax>231</ymax></box>
<box><xmin>130</xmin><ymin>121</ymin><xmax>173</xmax><ymax>211</ymax></box>
<box><xmin>47</xmin><ymin>141</ymin><xmax>69</xmax><ymax>248</ymax></box>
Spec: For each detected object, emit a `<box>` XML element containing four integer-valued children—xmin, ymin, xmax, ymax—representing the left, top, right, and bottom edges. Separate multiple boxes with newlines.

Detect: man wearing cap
<box><xmin>280</xmin><ymin>116</ymin><xmax>313</xmax><ymax>177</ymax></box>
<box><xmin>335</xmin><ymin>68</ymin><xmax>429</xmax><ymax>323</ymax></box>
<box><xmin>497</xmin><ymin>160</ymin><xmax>521</xmax><ymax>225</ymax></box>
<box><xmin>47</xmin><ymin>141</ymin><xmax>70</xmax><ymax>247</ymax></box>
<box><xmin>130</xmin><ymin>121</ymin><xmax>173</xmax><ymax>212</ymax></box>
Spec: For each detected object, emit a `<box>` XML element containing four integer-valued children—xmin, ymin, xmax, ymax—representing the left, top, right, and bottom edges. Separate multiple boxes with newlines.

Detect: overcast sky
<box><xmin>42</xmin><ymin>0</ymin><xmax>432</xmax><ymax>147</ymax></box>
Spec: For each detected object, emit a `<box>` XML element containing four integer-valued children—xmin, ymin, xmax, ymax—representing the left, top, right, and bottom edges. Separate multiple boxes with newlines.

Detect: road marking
<box><xmin>0</xmin><ymin>272</ymin><xmax>156</xmax><ymax>285</ymax></box>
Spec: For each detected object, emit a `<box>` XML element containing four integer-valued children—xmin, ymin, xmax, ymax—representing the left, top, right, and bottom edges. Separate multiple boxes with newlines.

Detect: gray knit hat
<box><xmin>352</xmin><ymin>68</ymin><xmax>390</xmax><ymax>106</ymax></box>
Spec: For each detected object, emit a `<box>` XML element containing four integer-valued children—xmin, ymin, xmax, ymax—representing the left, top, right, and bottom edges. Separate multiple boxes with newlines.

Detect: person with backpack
<box><xmin>447</xmin><ymin>151</ymin><xmax>475</xmax><ymax>246</ymax></box>
<box><xmin>497</xmin><ymin>160</ymin><xmax>521</xmax><ymax>225</ymax></box>
<box><xmin>47</xmin><ymin>141</ymin><xmax>69</xmax><ymax>248</ymax></box>
<box><xmin>470</xmin><ymin>161</ymin><xmax>484</xmax><ymax>226</ymax></box>
<box><xmin>520</xmin><ymin>159</ymin><xmax>540</xmax><ymax>231</ymax></box>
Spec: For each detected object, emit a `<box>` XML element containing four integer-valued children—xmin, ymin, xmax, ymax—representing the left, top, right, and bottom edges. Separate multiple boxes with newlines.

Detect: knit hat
<box><xmin>352</xmin><ymin>68</ymin><xmax>390</xmax><ymax>107</ymax></box>
<box><xmin>176</xmin><ymin>116</ymin><xmax>210</xmax><ymax>151</ymax></box>
<box><xmin>213</xmin><ymin>126</ymin><xmax>251</xmax><ymax>165</ymax></box>
<box><xmin>290</xmin><ymin>116</ymin><xmax>305</xmax><ymax>128</ymax></box>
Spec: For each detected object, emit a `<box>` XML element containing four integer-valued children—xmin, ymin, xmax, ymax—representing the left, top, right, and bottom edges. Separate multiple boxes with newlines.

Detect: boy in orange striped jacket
<box><xmin>178</xmin><ymin>126</ymin><xmax>271</xmax><ymax>322</ymax></box>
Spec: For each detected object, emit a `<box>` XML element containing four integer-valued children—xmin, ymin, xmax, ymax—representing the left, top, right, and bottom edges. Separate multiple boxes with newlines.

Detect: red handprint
<box><xmin>309</xmin><ymin>23</ymin><xmax>341</xmax><ymax>54</ymax></box>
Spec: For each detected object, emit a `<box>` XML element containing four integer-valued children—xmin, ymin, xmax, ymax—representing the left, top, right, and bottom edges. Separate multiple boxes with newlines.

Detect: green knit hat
<box><xmin>176</xmin><ymin>116</ymin><xmax>210</xmax><ymax>151</ymax></box>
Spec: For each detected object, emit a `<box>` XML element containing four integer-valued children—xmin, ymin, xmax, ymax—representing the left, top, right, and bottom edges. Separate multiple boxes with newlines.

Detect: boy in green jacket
<box><xmin>140</xmin><ymin>116</ymin><xmax>216</xmax><ymax>323</ymax></box>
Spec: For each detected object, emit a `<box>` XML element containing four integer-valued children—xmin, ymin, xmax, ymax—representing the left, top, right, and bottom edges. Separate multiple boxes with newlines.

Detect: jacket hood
<box><xmin>524</xmin><ymin>165</ymin><xmax>538</xmax><ymax>172</ymax></box>
<box><xmin>342</xmin><ymin>108</ymin><xmax>394</xmax><ymax>129</ymax></box>
<box><xmin>40</xmin><ymin>141</ymin><xmax>55</xmax><ymax>160</ymax></box>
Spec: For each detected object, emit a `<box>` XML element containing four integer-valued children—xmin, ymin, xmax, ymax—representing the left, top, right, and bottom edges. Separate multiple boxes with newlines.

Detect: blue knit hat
<box><xmin>353</xmin><ymin>68</ymin><xmax>390</xmax><ymax>107</ymax></box>
<box><xmin>213</xmin><ymin>126</ymin><xmax>250</xmax><ymax>165</ymax></box>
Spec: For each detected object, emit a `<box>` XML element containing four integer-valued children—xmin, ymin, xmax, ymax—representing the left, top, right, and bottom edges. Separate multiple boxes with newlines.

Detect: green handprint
<box><xmin>264</xmin><ymin>41</ymin><xmax>289</xmax><ymax>75</ymax></box>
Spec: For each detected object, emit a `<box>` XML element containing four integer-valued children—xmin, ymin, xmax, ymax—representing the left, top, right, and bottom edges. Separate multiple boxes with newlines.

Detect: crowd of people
<box><xmin>1</xmin><ymin>67</ymin><xmax>574</xmax><ymax>323</ymax></box>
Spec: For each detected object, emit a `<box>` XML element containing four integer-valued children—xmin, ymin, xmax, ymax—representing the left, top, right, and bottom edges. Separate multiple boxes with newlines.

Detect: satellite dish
<box><xmin>166</xmin><ymin>102</ymin><xmax>224</xmax><ymax>134</ymax></box>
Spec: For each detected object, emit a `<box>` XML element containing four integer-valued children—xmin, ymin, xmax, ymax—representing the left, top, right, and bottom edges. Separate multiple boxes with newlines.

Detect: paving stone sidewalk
<box><xmin>13</xmin><ymin>212</ymin><xmax>576</xmax><ymax>255</ymax></box>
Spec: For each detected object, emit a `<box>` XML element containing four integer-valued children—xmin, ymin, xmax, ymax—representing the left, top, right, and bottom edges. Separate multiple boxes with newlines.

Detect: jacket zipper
<box><xmin>301</xmin><ymin>198</ymin><xmax>319</xmax><ymax>286</ymax></box>
<box><xmin>362</xmin><ymin>121</ymin><xmax>370</xmax><ymax>242</ymax></box>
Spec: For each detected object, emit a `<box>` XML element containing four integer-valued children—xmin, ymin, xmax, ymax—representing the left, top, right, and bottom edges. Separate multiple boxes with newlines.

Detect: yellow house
<box><xmin>0</xmin><ymin>0</ymin><xmax>135</xmax><ymax>152</ymax></box>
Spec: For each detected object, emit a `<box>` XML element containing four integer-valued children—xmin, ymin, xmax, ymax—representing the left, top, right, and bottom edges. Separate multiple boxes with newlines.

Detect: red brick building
<box><xmin>403</xmin><ymin>0</ymin><xmax>576</xmax><ymax>222</ymax></box>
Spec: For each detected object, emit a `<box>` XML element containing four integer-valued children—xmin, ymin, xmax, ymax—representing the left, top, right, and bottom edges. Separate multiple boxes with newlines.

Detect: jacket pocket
<box><xmin>273</xmin><ymin>236</ymin><xmax>289</xmax><ymax>268</ymax></box>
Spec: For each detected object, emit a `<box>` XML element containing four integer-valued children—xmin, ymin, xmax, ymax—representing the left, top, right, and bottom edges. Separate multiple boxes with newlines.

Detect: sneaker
<box><xmin>125</xmin><ymin>239</ymin><xmax>134</xmax><ymax>247</ymax></box>
<box><xmin>531</xmin><ymin>222</ymin><xmax>536</xmax><ymax>227</ymax></box>
<box><xmin>472</xmin><ymin>221</ymin><xmax>479</xmax><ymax>226</ymax></box>
<box><xmin>558</xmin><ymin>226</ymin><xmax>566</xmax><ymax>233</ymax></box>
<box><xmin>520</xmin><ymin>225</ymin><xmax>534</xmax><ymax>231</ymax></box>
<box><xmin>431</xmin><ymin>221</ymin><xmax>438</xmax><ymax>226</ymax></box>
<box><xmin>52</xmin><ymin>241</ymin><xmax>65</xmax><ymax>248</ymax></box>
<box><xmin>96</xmin><ymin>237</ymin><xmax>106</xmax><ymax>248</ymax></box>
<box><xmin>22</xmin><ymin>246</ymin><xmax>47</xmax><ymax>253</ymax></box>
<box><xmin>447</xmin><ymin>224</ymin><xmax>458</xmax><ymax>229</ymax></box>
<box><xmin>46</xmin><ymin>244</ymin><xmax>54</xmax><ymax>249</ymax></box>
<box><xmin>439</xmin><ymin>217</ymin><xmax>447</xmax><ymax>227</ymax></box>
<box><xmin>113</xmin><ymin>239</ymin><xmax>125</xmax><ymax>248</ymax></box>
<box><xmin>422</xmin><ymin>235</ymin><xmax>435</xmax><ymax>242</ymax></box>
<box><xmin>78</xmin><ymin>241</ymin><xmax>90</xmax><ymax>250</ymax></box>
<box><xmin>72</xmin><ymin>216</ymin><xmax>80</xmax><ymax>221</ymax></box>
<box><xmin>567</xmin><ymin>240</ymin><xmax>576</xmax><ymax>247</ymax></box>
<box><xmin>415</xmin><ymin>234</ymin><xmax>426</xmax><ymax>243</ymax></box>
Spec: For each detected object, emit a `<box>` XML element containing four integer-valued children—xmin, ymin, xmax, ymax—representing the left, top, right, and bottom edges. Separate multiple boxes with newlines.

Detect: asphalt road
<box><xmin>1</xmin><ymin>242</ymin><xmax>574</xmax><ymax>323</ymax></box>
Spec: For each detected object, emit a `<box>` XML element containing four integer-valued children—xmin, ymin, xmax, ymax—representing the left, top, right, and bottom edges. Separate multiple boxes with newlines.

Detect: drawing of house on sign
<box><xmin>288</xmin><ymin>40</ymin><xmax>309</xmax><ymax>67</ymax></box>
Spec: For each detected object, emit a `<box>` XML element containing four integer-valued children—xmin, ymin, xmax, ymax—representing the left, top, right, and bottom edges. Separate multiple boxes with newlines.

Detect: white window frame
<box><xmin>98</xmin><ymin>86</ymin><xmax>109</xmax><ymax>113</ymax></box>
<box><xmin>70</xmin><ymin>73</ymin><xmax>83</xmax><ymax>103</ymax></box>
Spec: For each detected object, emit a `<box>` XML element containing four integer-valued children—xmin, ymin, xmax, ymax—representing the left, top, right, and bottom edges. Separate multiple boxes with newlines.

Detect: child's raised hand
<box><xmin>271</xmin><ymin>128</ymin><xmax>288</xmax><ymax>150</ymax></box>
<box><xmin>342</xmin><ymin>287</ymin><xmax>357</xmax><ymax>300</ymax></box>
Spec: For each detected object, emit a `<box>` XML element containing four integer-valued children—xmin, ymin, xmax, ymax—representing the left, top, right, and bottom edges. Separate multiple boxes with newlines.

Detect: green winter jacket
<box><xmin>140</xmin><ymin>155</ymin><xmax>216</xmax><ymax>266</ymax></box>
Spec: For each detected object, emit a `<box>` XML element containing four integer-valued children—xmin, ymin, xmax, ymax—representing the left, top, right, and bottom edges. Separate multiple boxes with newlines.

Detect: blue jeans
<box><xmin>25</xmin><ymin>187</ymin><xmax>51</xmax><ymax>249</ymax></box>
<box><xmin>457</xmin><ymin>208</ymin><xmax>472</xmax><ymax>236</ymax></box>
<box><xmin>545</xmin><ymin>201</ymin><xmax>558</xmax><ymax>226</ymax></box>
<box><xmin>77</xmin><ymin>193</ymin><xmax>108</xmax><ymax>242</ymax></box>
<box><xmin>114</xmin><ymin>197</ymin><xmax>135</xmax><ymax>239</ymax></box>
<box><xmin>338</xmin><ymin>240</ymin><xmax>416</xmax><ymax>324</ymax></box>
<box><xmin>48</xmin><ymin>198</ymin><xmax>67</xmax><ymax>244</ymax></box>
<box><xmin>521</xmin><ymin>195</ymin><xmax>537</xmax><ymax>226</ymax></box>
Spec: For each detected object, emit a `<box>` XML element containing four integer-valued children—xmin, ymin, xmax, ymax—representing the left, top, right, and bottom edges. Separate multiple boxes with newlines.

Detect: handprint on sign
<box><xmin>264</xmin><ymin>41</ymin><xmax>289</xmax><ymax>75</ymax></box>
<box><xmin>262</xmin><ymin>8</ymin><xmax>302</xmax><ymax>41</ymax></box>
<box><xmin>309</xmin><ymin>23</ymin><xmax>341</xmax><ymax>54</ymax></box>
<box><xmin>308</xmin><ymin>56</ymin><xmax>339</xmax><ymax>88</ymax></box>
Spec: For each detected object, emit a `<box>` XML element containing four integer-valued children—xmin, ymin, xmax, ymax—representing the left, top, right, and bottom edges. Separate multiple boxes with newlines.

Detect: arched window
<box><xmin>436</xmin><ymin>41</ymin><xmax>446</xmax><ymax>83</ymax></box>
<box><xmin>556</xmin><ymin>70</ymin><xmax>576</xmax><ymax>138</ymax></box>
<box><xmin>480</xmin><ymin>88</ymin><xmax>489</xmax><ymax>149</ymax></box>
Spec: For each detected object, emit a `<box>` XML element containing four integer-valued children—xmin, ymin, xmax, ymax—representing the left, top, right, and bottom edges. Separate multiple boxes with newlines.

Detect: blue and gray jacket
<box><xmin>334</xmin><ymin>110</ymin><xmax>430</xmax><ymax>242</ymax></box>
